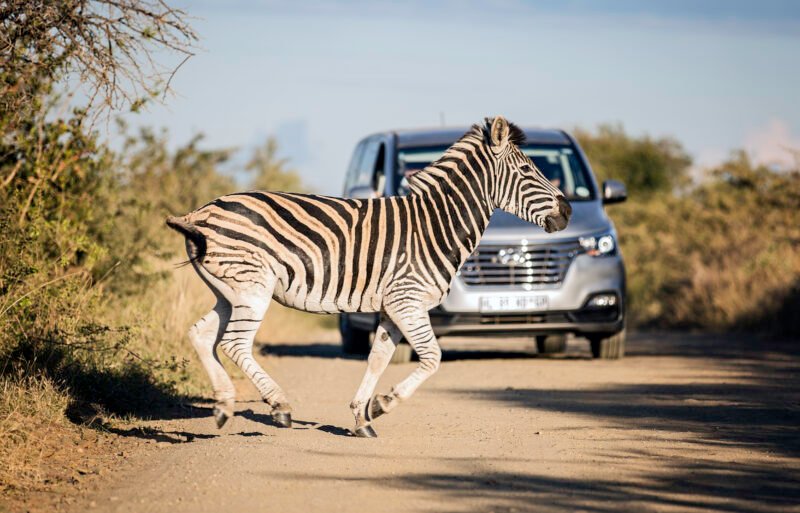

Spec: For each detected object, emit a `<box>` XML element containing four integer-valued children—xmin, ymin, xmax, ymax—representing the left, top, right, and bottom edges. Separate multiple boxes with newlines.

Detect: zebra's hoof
<box><xmin>368</xmin><ymin>395</ymin><xmax>388</xmax><ymax>421</ymax></box>
<box><xmin>354</xmin><ymin>425</ymin><xmax>378</xmax><ymax>438</ymax></box>
<box><xmin>213</xmin><ymin>406</ymin><xmax>230</xmax><ymax>429</ymax></box>
<box><xmin>272</xmin><ymin>411</ymin><xmax>292</xmax><ymax>428</ymax></box>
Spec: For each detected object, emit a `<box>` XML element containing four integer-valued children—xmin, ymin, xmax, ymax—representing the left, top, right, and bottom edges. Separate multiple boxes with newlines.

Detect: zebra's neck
<box><xmin>406</xmin><ymin>149</ymin><xmax>495</xmax><ymax>274</ymax></box>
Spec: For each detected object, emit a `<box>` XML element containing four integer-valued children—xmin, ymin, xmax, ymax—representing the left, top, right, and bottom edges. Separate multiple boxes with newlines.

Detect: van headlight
<box><xmin>579</xmin><ymin>233</ymin><xmax>616</xmax><ymax>256</ymax></box>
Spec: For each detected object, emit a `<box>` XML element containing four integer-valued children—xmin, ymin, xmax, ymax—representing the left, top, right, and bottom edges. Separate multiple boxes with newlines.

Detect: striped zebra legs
<box><xmin>355</xmin><ymin>307</ymin><xmax>442</xmax><ymax>437</ymax></box>
<box><xmin>350</xmin><ymin>316</ymin><xmax>403</xmax><ymax>437</ymax></box>
<box><xmin>188</xmin><ymin>301</ymin><xmax>237</xmax><ymax>429</ymax></box>
<box><xmin>216</xmin><ymin>298</ymin><xmax>293</xmax><ymax>428</ymax></box>
<box><xmin>190</xmin><ymin>262</ymin><xmax>293</xmax><ymax>429</ymax></box>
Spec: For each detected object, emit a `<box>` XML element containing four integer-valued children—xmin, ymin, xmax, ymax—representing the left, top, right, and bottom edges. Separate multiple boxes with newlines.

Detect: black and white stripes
<box><xmin>167</xmin><ymin>116</ymin><xmax>571</xmax><ymax>435</ymax></box>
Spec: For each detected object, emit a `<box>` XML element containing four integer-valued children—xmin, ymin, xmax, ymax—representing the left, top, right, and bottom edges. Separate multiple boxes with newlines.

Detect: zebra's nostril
<box><xmin>558</xmin><ymin>196</ymin><xmax>572</xmax><ymax>219</ymax></box>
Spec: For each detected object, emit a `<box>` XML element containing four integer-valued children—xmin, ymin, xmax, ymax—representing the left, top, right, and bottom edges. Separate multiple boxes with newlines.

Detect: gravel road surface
<box><xmin>66</xmin><ymin>332</ymin><xmax>800</xmax><ymax>513</ymax></box>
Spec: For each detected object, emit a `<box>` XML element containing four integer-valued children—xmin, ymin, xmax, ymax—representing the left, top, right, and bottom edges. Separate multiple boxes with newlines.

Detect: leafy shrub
<box><xmin>611</xmin><ymin>153</ymin><xmax>800</xmax><ymax>334</ymax></box>
<box><xmin>575</xmin><ymin>123</ymin><xmax>692</xmax><ymax>195</ymax></box>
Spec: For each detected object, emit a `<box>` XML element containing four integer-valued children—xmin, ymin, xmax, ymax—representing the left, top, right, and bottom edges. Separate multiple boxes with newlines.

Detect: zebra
<box><xmin>166</xmin><ymin>116</ymin><xmax>571</xmax><ymax>437</ymax></box>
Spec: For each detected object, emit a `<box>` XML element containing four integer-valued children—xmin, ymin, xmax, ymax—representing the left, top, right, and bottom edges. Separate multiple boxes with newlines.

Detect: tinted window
<box><xmin>396</xmin><ymin>143</ymin><xmax>595</xmax><ymax>200</ymax></box>
<box><xmin>344</xmin><ymin>140</ymin><xmax>366</xmax><ymax>193</ymax></box>
<box><xmin>356</xmin><ymin>139</ymin><xmax>380</xmax><ymax>187</ymax></box>
<box><xmin>372</xmin><ymin>143</ymin><xmax>386</xmax><ymax>195</ymax></box>
<box><xmin>521</xmin><ymin>146</ymin><xmax>594</xmax><ymax>200</ymax></box>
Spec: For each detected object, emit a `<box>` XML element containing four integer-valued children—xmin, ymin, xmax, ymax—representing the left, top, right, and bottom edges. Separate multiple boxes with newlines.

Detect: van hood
<box><xmin>479</xmin><ymin>201</ymin><xmax>612</xmax><ymax>244</ymax></box>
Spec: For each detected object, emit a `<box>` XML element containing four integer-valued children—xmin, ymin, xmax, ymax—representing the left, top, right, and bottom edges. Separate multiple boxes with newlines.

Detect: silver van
<box><xmin>339</xmin><ymin>127</ymin><xmax>627</xmax><ymax>361</ymax></box>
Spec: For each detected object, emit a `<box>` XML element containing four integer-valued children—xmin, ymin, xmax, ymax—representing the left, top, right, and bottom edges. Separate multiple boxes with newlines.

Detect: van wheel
<box><xmin>339</xmin><ymin>315</ymin><xmax>371</xmax><ymax>355</ymax></box>
<box><xmin>589</xmin><ymin>329</ymin><xmax>626</xmax><ymax>359</ymax></box>
<box><xmin>390</xmin><ymin>343</ymin><xmax>414</xmax><ymax>364</ymax></box>
<box><xmin>536</xmin><ymin>335</ymin><xmax>567</xmax><ymax>354</ymax></box>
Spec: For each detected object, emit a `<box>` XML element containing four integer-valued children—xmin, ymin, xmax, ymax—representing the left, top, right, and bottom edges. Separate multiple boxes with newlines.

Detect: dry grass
<box><xmin>259</xmin><ymin>304</ymin><xmax>338</xmax><ymax>344</ymax></box>
<box><xmin>110</xmin><ymin>264</ymin><xmax>216</xmax><ymax>396</ymax></box>
<box><xmin>112</xmin><ymin>262</ymin><xmax>337</xmax><ymax>396</ymax></box>
<box><xmin>613</xmin><ymin>163</ymin><xmax>800</xmax><ymax>333</ymax></box>
<box><xmin>0</xmin><ymin>374</ymin><xmax>72</xmax><ymax>493</ymax></box>
<box><xmin>0</xmin><ymin>262</ymin><xmax>337</xmax><ymax>499</ymax></box>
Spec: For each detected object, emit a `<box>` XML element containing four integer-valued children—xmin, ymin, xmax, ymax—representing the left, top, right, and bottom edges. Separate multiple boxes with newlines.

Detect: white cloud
<box><xmin>743</xmin><ymin>118</ymin><xmax>800</xmax><ymax>170</ymax></box>
<box><xmin>689</xmin><ymin>146</ymin><xmax>729</xmax><ymax>182</ymax></box>
<box><xmin>694</xmin><ymin>147</ymin><xmax>729</xmax><ymax>169</ymax></box>
<box><xmin>691</xmin><ymin>119</ymin><xmax>800</xmax><ymax>179</ymax></box>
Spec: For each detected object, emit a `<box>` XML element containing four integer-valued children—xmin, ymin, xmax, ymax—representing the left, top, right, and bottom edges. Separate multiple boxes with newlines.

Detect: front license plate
<box><xmin>479</xmin><ymin>295</ymin><xmax>549</xmax><ymax>313</ymax></box>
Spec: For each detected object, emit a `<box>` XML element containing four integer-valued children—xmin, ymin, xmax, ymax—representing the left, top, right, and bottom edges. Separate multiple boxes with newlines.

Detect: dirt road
<box><xmin>64</xmin><ymin>333</ymin><xmax>799</xmax><ymax>513</ymax></box>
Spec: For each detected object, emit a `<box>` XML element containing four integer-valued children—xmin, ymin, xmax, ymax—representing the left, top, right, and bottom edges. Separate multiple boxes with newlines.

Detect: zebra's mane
<box><xmin>404</xmin><ymin>120</ymin><xmax>526</xmax><ymax>195</ymax></box>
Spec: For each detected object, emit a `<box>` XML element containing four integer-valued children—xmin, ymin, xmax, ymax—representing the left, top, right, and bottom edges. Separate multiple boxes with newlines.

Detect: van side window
<box><xmin>344</xmin><ymin>140</ymin><xmax>366</xmax><ymax>193</ymax></box>
<box><xmin>372</xmin><ymin>143</ymin><xmax>386</xmax><ymax>196</ymax></box>
<box><xmin>356</xmin><ymin>138</ymin><xmax>379</xmax><ymax>188</ymax></box>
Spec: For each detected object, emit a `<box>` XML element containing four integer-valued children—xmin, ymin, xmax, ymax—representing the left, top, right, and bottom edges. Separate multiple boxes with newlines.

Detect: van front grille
<box><xmin>458</xmin><ymin>241</ymin><xmax>583</xmax><ymax>287</ymax></box>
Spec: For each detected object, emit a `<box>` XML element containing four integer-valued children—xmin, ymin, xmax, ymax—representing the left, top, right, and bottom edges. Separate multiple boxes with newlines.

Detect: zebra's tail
<box><xmin>166</xmin><ymin>215</ymin><xmax>207</xmax><ymax>267</ymax></box>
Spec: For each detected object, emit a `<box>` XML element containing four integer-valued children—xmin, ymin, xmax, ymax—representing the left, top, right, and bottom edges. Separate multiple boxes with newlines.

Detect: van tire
<box><xmin>340</xmin><ymin>315</ymin><xmax>371</xmax><ymax>355</ymax></box>
<box><xmin>589</xmin><ymin>329</ymin><xmax>626</xmax><ymax>359</ymax></box>
<box><xmin>536</xmin><ymin>335</ymin><xmax>567</xmax><ymax>354</ymax></box>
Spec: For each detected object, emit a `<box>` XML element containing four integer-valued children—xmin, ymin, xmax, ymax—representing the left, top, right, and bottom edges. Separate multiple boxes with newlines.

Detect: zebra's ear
<box><xmin>489</xmin><ymin>116</ymin><xmax>510</xmax><ymax>148</ymax></box>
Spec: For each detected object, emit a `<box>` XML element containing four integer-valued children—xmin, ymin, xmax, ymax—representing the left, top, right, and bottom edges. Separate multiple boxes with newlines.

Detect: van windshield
<box><xmin>396</xmin><ymin>144</ymin><xmax>595</xmax><ymax>201</ymax></box>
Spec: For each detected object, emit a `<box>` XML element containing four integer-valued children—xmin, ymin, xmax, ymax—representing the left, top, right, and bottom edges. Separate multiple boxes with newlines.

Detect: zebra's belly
<box><xmin>271</xmin><ymin>285</ymin><xmax>383</xmax><ymax>314</ymax></box>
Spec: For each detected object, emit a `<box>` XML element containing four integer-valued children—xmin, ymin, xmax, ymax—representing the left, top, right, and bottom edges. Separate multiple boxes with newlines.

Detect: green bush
<box><xmin>0</xmin><ymin>0</ymin><xmax>329</xmax><ymax>497</ymax></box>
<box><xmin>611</xmin><ymin>153</ymin><xmax>800</xmax><ymax>334</ymax></box>
<box><xmin>575</xmin><ymin>123</ymin><xmax>692</xmax><ymax>195</ymax></box>
<box><xmin>1</xmin><ymin>1</ymin><xmax>797</xmax><ymax>500</ymax></box>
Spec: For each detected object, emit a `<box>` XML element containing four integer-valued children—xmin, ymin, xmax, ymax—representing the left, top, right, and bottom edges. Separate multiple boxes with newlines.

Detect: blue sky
<box><xmin>126</xmin><ymin>1</ymin><xmax>800</xmax><ymax>194</ymax></box>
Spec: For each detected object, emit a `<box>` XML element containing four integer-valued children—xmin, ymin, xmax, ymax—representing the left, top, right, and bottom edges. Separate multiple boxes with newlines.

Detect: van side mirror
<box><xmin>602</xmin><ymin>180</ymin><xmax>627</xmax><ymax>204</ymax></box>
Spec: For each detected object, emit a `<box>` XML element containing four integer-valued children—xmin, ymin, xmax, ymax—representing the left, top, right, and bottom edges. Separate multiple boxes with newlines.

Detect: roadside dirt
<box><xmin>20</xmin><ymin>332</ymin><xmax>800</xmax><ymax>512</ymax></box>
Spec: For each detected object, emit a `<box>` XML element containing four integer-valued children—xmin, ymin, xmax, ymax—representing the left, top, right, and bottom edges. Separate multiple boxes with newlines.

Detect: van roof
<box><xmin>386</xmin><ymin>127</ymin><xmax>571</xmax><ymax>149</ymax></box>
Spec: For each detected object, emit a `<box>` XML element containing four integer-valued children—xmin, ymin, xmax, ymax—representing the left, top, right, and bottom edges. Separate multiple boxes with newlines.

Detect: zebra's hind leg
<box><xmin>363</xmin><ymin>307</ymin><xmax>441</xmax><ymax>430</ymax></box>
<box><xmin>350</xmin><ymin>317</ymin><xmax>403</xmax><ymax>438</ymax></box>
<box><xmin>188</xmin><ymin>301</ymin><xmax>237</xmax><ymax>428</ymax></box>
<box><xmin>217</xmin><ymin>296</ymin><xmax>294</xmax><ymax>428</ymax></box>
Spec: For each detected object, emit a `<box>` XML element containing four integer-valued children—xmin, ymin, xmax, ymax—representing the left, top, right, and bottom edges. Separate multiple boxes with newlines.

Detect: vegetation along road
<box><xmin>2</xmin><ymin>2</ymin><xmax>798</xmax><ymax>512</ymax></box>
<box><xmin>50</xmin><ymin>332</ymin><xmax>800</xmax><ymax>513</ymax></box>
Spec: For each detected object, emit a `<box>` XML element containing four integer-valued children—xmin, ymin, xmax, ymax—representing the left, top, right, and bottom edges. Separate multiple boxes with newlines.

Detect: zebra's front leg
<box><xmin>350</xmin><ymin>317</ymin><xmax>403</xmax><ymax>438</ymax></box>
<box><xmin>357</xmin><ymin>307</ymin><xmax>441</xmax><ymax>436</ymax></box>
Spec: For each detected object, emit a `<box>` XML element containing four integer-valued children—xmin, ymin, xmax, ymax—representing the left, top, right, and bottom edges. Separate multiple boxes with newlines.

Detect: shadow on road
<box><xmin>447</xmin><ymin>333</ymin><xmax>800</xmax><ymax>458</ymax></box>
<box><xmin>376</xmin><ymin>459</ymin><xmax>800</xmax><ymax>513</ymax></box>
<box><xmin>259</xmin><ymin>342</ymin><xmax>360</xmax><ymax>359</ymax></box>
<box><xmin>104</xmin><ymin>425</ymin><xmax>218</xmax><ymax>444</ymax></box>
<box><xmin>238</xmin><ymin>408</ymin><xmax>353</xmax><ymax>437</ymax></box>
<box><xmin>258</xmin><ymin>341</ymin><xmax>590</xmax><ymax>362</ymax></box>
<box><xmin>628</xmin><ymin>331</ymin><xmax>798</xmax><ymax>361</ymax></box>
<box><xmin>283</xmin><ymin>447</ymin><xmax>800</xmax><ymax>513</ymax></box>
<box><xmin>463</xmin><ymin>382</ymin><xmax>800</xmax><ymax>457</ymax></box>
<box><xmin>103</xmin><ymin>404</ymin><xmax>354</xmax><ymax>442</ymax></box>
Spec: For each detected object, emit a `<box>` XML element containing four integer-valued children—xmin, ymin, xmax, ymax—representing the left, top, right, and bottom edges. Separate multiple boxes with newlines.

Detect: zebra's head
<box><xmin>484</xmin><ymin>116</ymin><xmax>572</xmax><ymax>233</ymax></box>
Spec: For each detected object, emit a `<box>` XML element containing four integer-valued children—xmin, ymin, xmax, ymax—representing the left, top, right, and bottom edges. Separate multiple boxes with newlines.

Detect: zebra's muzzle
<box><xmin>544</xmin><ymin>196</ymin><xmax>571</xmax><ymax>233</ymax></box>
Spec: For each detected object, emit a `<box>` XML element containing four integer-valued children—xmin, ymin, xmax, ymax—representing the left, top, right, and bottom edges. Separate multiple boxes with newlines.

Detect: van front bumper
<box><xmin>347</xmin><ymin>254</ymin><xmax>625</xmax><ymax>339</ymax></box>
<box><xmin>428</xmin><ymin>304</ymin><xmax>623</xmax><ymax>337</ymax></box>
<box><xmin>433</xmin><ymin>253</ymin><xmax>625</xmax><ymax>337</ymax></box>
